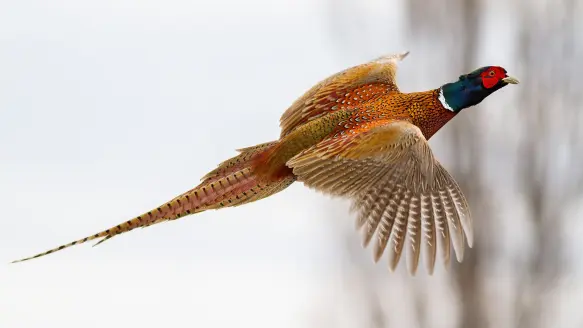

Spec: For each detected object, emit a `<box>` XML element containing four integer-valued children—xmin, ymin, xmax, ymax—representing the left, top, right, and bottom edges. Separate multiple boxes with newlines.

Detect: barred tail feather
<box><xmin>201</xmin><ymin>141</ymin><xmax>278</xmax><ymax>184</ymax></box>
<box><xmin>12</xmin><ymin>145</ymin><xmax>294</xmax><ymax>263</ymax></box>
<box><xmin>12</xmin><ymin>229</ymin><xmax>114</xmax><ymax>263</ymax></box>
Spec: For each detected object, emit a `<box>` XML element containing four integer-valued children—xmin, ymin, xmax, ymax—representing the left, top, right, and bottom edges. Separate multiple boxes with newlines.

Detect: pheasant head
<box><xmin>439</xmin><ymin>66</ymin><xmax>519</xmax><ymax>112</ymax></box>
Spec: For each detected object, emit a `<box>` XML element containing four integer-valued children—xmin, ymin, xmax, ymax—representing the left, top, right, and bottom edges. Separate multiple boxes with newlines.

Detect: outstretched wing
<box><xmin>279</xmin><ymin>51</ymin><xmax>409</xmax><ymax>138</ymax></box>
<box><xmin>287</xmin><ymin>120</ymin><xmax>473</xmax><ymax>275</ymax></box>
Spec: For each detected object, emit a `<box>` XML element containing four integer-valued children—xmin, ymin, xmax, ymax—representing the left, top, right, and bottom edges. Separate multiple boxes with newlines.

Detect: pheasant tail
<box><xmin>12</xmin><ymin>141</ymin><xmax>294</xmax><ymax>263</ymax></box>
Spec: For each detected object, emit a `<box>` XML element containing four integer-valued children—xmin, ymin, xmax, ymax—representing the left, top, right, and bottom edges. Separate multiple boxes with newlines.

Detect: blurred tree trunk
<box><xmin>406</xmin><ymin>0</ymin><xmax>489</xmax><ymax>327</ymax></box>
<box><xmin>515</xmin><ymin>0</ymin><xmax>582</xmax><ymax>327</ymax></box>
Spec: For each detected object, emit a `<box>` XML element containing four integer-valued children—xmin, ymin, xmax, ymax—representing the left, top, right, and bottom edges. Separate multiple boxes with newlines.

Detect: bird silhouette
<box><xmin>12</xmin><ymin>52</ymin><xmax>519</xmax><ymax>274</ymax></box>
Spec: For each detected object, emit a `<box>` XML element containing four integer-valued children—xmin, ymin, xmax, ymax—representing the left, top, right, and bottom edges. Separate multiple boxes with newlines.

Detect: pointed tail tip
<box><xmin>10</xmin><ymin>257</ymin><xmax>30</xmax><ymax>264</ymax></box>
<box><xmin>11</xmin><ymin>252</ymin><xmax>49</xmax><ymax>263</ymax></box>
<box><xmin>399</xmin><ymin>50</ymin><xmax>410</xmax><ymax>59</ymax></box>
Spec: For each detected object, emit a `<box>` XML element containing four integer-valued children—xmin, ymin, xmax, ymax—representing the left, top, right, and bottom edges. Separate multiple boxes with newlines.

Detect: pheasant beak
<box><xmin>502</xmin><ymin>76</ymin><xmax>520</xmax><ymax>84</ymax></box>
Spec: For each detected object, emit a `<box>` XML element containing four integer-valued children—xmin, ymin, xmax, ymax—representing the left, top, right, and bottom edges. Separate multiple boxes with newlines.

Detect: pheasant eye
<box><xmin>488</xmin><ymin>70</ymin><xmax>496</xmax><ymax>77</ymax></box>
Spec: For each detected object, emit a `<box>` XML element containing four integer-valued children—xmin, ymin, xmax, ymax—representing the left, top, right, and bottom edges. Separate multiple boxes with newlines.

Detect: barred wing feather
<box><xmin>287</xmin><ymin>120</ymin><xmax>472</xmax><ymax>275</ymax></box>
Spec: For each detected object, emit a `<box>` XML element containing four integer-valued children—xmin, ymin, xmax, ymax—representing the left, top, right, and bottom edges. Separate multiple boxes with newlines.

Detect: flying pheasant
<box><xmin>13</xmin><ymin>52</ymin><xmax>519</xmax><ymax>274</ymax></box>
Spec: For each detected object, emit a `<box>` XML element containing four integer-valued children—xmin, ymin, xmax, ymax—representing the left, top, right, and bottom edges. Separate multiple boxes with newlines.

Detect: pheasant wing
<box><xmin>287</xmin><ymin>120</ymin><xmax>473</xmax><ymax>275</ymax></box>
<box><xmin>279</xmin><ymin>52</ymin><xmax>409</xmax><ymax>138</ymax></box>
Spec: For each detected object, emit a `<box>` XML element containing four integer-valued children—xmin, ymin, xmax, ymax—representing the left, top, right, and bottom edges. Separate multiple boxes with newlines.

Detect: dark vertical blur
<box><xmin>406</xmin><ymin>0</ymin><xmax>488</xmax><ymax>327</ymax></box>
<box><xmin>318</xmin><ymin>0</ymin><xmax>583</xmax><ymax>327</ymax></box>
<box><xmin>515</xmin><ymin>1</ymin><xmax>583</xmax><ymax>327</ymax></box>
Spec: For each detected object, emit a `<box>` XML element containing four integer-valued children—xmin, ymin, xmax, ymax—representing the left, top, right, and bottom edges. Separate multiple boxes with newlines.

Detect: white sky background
<box><xmin>0</xmin><ymin>1</ymin><xmax>410</xmax><ymax>327</ymax></box>
<box><xmin>2</xmin><ymin>1</ymin><xmax>583</xmax><ymax>327</ymax></box>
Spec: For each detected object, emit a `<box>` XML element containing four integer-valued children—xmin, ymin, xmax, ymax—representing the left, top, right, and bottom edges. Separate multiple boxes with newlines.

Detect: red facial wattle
<box><xmin>480</xmin><ymin>66</ymin><xmax>507</xmax><ymax>89</ymax></box>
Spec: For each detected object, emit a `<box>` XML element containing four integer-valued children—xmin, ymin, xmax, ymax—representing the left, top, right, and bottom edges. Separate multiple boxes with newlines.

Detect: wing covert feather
<box><xmin>279</xmin><ymin>52</ymin><xmax>409</xmax><ymax>137</ymax></box>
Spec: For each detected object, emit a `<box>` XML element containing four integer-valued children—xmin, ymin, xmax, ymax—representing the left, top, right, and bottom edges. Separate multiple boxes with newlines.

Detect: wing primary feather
<box><xmin>433</xmin><ymin>191</ymin><xmax>451</xmax><ymax>267</ymax></box>
<box><xmin>446</xmin><ymin>174</ymin><xmax>473</xmax><ymax>247</ymax></box>
<box><xmin>406</xmin><ymin>195</ymin><xmax>422</xmax><ymax>275</ymax></box>
<box><xmin>388</xmin><ymin>190</ymin><xmax>411</xmax><ymax>272</ymax></box>
<box><xmin>440</xmin><ymin>187</ymin><xmax>465</xmax><ymax>263</ymax></box>
<box><xmin>421</xmin><ymin>193</ymin><xmax>437</xmax><ymax>275</ymax></box>
<box><xmin>353</xmin><ymin>187</ymin><xmax>383</xmax><ymax>228</ymax></box>
<box><xmin>372</xmin><ymin>186</ymin><xmax>403</xmax><ymax>262</ymax></box>
<box><xmin>360</xmin><ymin>172</ymin><xmax>400</xmax><ymax>246</ymax></box>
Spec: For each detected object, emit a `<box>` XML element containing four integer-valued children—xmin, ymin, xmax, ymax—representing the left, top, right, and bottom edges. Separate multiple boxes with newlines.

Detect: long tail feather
<box><xmin>12</xmin><ymin>142</ymin><xmax>294</xmax><ymax>263</ymax></box>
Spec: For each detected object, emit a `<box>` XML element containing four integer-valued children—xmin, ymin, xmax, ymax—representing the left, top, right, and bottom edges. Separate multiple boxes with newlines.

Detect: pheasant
<box><xmin>13</xmin><ymin>52</ymin><xmax>519</xmax><ymax>274</ymax></box>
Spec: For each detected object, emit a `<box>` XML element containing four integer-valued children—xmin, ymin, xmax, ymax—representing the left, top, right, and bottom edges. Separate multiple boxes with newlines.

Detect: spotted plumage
<box><xmin>13</xmin><ymin>52</ymin><xmax>518</xmax><ymax>275</ymax></box>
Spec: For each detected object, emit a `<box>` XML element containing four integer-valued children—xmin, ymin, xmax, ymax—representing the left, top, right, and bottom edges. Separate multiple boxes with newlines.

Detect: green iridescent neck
<box><xmin>439</xmin><ymin>80</ymin><xmax>470</xmax><ymax>113</ymax></box>
<box><xmin>438</xmin><ymin>77</ymin><xmax>500</xmax><ymax>113</ymax></box>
